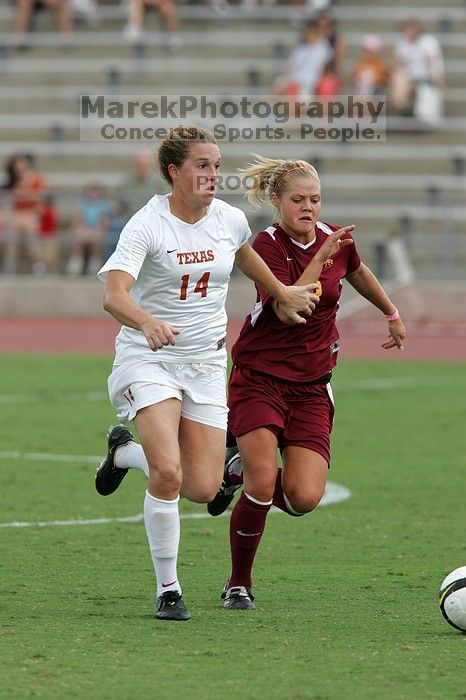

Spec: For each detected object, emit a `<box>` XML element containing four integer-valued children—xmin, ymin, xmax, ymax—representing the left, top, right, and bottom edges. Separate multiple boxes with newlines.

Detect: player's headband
<box><xmin>273</xmin><ymin>165</ymin><xmax>308</xmax><ymax>192</ymax></box>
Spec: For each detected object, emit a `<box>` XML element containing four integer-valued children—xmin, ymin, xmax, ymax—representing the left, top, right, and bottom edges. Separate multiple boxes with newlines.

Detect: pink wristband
<box><xmin>386</xmin><ymin>307</ymin><xmax>399</xmax><ymax>322</ymax></box>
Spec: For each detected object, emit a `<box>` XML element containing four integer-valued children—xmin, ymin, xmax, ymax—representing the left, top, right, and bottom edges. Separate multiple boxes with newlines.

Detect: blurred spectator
<box><xmin>2</xmin><ymin>153</ymin><xmax>46</xmax><ymax>272</ymax></box>
<box><xmin>277</xmin><ymin>20</ymin><xmax>333</xmax><ymax>100</ymax></box>
<box><xmin>103</xmin><ymin>198</ymin><xmax>130</xmax><ymax>261</ymax></box>
<box><xmin>0</xmin><ymin>204</ymin><xmax>9</xmax><ymax>272</ymax></box>
<box><xmin>351</xmin><ymin>34</ymin><xmax>389</xmax><ymax>96</ymax></box>
<box><xmin>313</xmin><ymin>9</ymin><xmax>345</xmax><ymax>86</ymax></box>
<box><xmin>66</xmin><ymin>183</ymin><xmax>110</xmax><ymax>275</ymax></box>
<box><xmin>118</xmin><ymin>152</ymin><xmax>168</xmax><ymax>216</ymax></box>
<box><xmin>30</xmin><ymin>193</ymin><xmax>60</xmax><ymax>275</ymax></box>
<box><xmin>205</xmin><ymin>0</ymin><xmax>230</xmax><ymax>20</ymax></box>
<box><xmin>12</xmin><ymin>0</ymin><xmax>73</xmax><ymax>42</ymax></box>
<box><xmin>240</xmin><ymin>0</ymin><xmax>276</xmax><ymax>9</ymax></box>
<box><xmin>69</xmin><ymin>0</ymin><xmax>99</xmax><ymax>27</ymax></box>
<box><xmin>123</xmin><ymin>0</ymin><xmax>182</xmax><ymax>50</ymax></box>
<box><xmin>315</xmin><ymin>58</ymin><xmax>340</xmax><ymax>100</ymax></box>
<box><xmin>390</xmin><ymin>19</ymin><xmax>445</xmax><ymax>124</ymax></box>
<box><xmin>305</xmin><ymin>0</ymin><xmax>332</xmax><ymax>11</ymax></box>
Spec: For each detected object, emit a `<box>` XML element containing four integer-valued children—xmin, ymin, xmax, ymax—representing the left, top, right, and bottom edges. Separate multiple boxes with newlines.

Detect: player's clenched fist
<box><xmin>278</xmin><ymin>283</ymin><xmax>321</xmax><ymax>324</ymax></box>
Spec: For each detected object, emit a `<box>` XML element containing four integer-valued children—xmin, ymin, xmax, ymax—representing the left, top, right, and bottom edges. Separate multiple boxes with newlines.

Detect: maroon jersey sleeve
<box><xmin>345</xmin><ymin>233</ymin><xmax>361</xmax><ymax>275</ymax></box>
<box><xmin>251</xmin><ymin>230</ymin><xmax>291</xmax><ymax>307</ymax></box>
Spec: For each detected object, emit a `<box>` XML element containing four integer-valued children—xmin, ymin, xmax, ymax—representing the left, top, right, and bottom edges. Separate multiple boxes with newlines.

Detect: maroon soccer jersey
<box><xmin>231</xmin><ymin>221</ymin><xmax>361</xmax><ymax>382</ymax></box>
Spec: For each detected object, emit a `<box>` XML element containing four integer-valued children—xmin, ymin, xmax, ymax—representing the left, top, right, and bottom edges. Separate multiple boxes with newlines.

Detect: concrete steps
<box><xmin>11</xmin><ymin>152</ymin><xmax>460</xmax><ymax>177</ymax></box>
<box><xmin>1</xmin><ymin>29</ymin><xmax>465</xmax><ymax>51</ymax></box>
<box><xmin>0</xmin><ymin>2</ymin><xmax>464</xmax><ymax>279</ymax></box>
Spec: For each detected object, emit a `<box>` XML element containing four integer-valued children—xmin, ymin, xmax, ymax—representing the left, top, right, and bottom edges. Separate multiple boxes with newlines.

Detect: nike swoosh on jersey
<box><xmin>167</xmin><ymin>249</ymin><xmax>178</xmax><ymax>254</ymax></box>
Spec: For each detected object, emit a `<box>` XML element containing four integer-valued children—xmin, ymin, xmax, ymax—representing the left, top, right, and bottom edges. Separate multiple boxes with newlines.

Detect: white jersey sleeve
<box><xmin>234</xmin><ymin>208</ymin><xmax>252</xmax><ymax>249</ymax></box>
<box><xmin>98</xmin><ymin>207</ymin><xmax>161</xmax><ymax>282</ymax></box>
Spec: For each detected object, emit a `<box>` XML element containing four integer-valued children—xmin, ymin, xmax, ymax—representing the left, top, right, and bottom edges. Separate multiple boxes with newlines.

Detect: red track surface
<box><xmin>0</xmin><ymin>316</ymin><xmax>465</xmax><ymax>361</ymax></box>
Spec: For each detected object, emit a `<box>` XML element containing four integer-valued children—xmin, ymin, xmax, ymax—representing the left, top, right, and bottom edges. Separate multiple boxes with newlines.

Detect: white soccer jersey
<box><xmin>98</xmin><ymin>194</ymin><xmax>251</xmax><ymax>366</ymax></box>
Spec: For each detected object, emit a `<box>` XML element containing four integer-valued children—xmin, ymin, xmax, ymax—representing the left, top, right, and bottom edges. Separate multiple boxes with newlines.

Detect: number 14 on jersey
<box><xmin>179</xmin><ymin>272</ymin><xmax>211</xmax><ymax>300</ymax></box>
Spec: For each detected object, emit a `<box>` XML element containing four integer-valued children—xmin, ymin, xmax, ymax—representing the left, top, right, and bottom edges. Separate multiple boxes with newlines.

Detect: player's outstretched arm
<box><xmin>235</xmin><ymin>242</ymin><xmax>319</xmax><ymax>324</ymax></box>
<box><xmin>294</xmin><ymin>226</ymin><xmax>355</xmax><ymax>286</ymax></box>
<box><xmin>103</xmin><ymin>270</ymin><xmax>180</xmax><ymax>351</ymax></box>
<box><xmin>345</xmin><ymin>263</ymin><xmax>406</xmax><ymax>350</ymax></box>
<box><xmin>270</xmin><ymin>227</ymin><xmax>354</xmax><ymax>325</ymax></box>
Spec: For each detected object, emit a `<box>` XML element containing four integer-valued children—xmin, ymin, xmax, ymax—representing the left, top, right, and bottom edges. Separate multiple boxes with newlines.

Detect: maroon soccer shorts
<box><xmin>227</xmin><ymin>366</ymin><xmax>335</xmax><ymax>465</ymax></box>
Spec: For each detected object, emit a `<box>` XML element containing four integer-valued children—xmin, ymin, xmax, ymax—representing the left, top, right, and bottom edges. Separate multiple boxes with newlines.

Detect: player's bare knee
<box><xmin>195</xmin><ymin>486</ymin><xmax>218</xmax><ymax>503</ymax></box>
<box><xmin>246</xmin><ymin>479</ymin><xmax>276</xmax><ymax>503</ymax></box>
<box><xmin>149</xmin><ymin>462</ymin><xmax>182</xmax><ymax>492</ymax></box>
<box><xmin>288</xmin><ymin>490</ymin><xmax>323</xmax><ymax>514</ymax></box>
<box><xmin>181</xmin><ymin>482</ymin><xmax>217</xmax><ymax>503</ymax></box>
<box><xmin>245</xmin><ymin>468</ymin><xmax>276</xmax><ymax>496</ymax></box>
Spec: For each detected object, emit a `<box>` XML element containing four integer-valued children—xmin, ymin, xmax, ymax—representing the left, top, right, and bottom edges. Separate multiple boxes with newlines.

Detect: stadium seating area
<box><xmin>0</xmin><ymin>0</ymin><xmax>465</xmax><ymax>280</ymax></box>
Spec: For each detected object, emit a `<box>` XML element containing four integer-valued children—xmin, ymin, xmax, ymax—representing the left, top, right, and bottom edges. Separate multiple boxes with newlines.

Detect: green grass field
<box><xmin>1</xmin><ymin>355</ymin><xmax>465</xmax><ymax>700</ymax></box>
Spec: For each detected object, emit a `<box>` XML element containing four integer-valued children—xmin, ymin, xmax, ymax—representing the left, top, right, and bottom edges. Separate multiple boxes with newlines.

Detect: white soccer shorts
<box><xmin>108</xmin><ymin>360</ymin><xmax>228</xmax><ymax>430</ymax></box>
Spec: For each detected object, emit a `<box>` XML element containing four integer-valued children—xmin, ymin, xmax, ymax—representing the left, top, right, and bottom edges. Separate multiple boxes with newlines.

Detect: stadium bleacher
<box><xmin>0</xmin><ymin>0</ymin><xmax>465</xmax><ymax>281</ymax></box>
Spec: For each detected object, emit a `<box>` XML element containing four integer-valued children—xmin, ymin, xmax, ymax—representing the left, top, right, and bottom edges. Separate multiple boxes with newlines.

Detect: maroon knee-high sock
<box><xmin>229</xmin><ymin>491</ymin><xmax>271</xmax><ymax>588</ymax></box>
<box><xmin>272</xmin><ymin>468</ymin><xmax>287</xmax><ymax>512</ymax></box>
<box><xmin>272</xmin><ymin>468</ymin><xmax>303</xmax><ymax>517</ymax></box>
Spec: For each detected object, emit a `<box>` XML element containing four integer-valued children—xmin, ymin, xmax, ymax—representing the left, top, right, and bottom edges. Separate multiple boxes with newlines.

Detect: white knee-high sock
<box><xmin>115</xmin><ymin>441</ymin><xmax>149</xmax><ymax>477</ymax></box>
<box><xmin>144</xmin><ymin>491</ymin><xmax>181</xmax><ymax>598</ymax></box>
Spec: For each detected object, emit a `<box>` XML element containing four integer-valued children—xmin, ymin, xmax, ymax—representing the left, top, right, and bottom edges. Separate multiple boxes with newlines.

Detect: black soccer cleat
<box><xmin>155</xmin><ymin>591</ymin><xmax>191</xmax><ymax>621</ymax></box>
<box><xmin>207</xmin><ymin>446</ymin><xmax>243</xmax><ymax>516</ymax></box>
<box><xmin>221</xmin><ymin>583</ymin><xmax>255</xmax><ymax>611</ymax></box>
<box><xmin>95</xmin><ymin>425</ymin><xmax>133</xmax><ymax>496</ymax></box>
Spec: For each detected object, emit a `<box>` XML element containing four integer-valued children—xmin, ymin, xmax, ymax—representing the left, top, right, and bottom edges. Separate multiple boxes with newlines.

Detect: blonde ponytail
<box><xmin>240</xmin><ymin>154</ymin><xmax>320</xmax><ymax>208</ymax></box>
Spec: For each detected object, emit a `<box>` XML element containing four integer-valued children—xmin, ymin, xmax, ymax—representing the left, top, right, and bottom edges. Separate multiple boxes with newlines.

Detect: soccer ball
<box><xmin>439</xmin><ymin>566</ymin><xmax>466</xmax><ymax>631</ymax></box>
